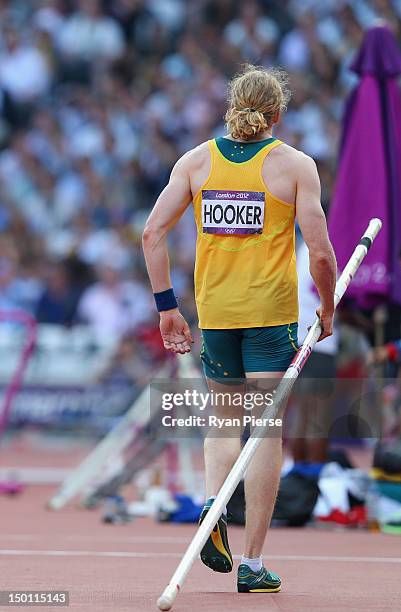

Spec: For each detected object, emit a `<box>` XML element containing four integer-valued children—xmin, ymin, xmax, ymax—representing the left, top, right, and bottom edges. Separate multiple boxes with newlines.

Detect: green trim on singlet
<box><xmin>215</xmin><ymin>136</ymin><xmax>276</xmax><ymax>163</ymax></box>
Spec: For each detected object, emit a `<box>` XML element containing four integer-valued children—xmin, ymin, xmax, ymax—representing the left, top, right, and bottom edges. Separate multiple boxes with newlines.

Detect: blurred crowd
<box><xmin>1</xmin><ymin>0</ymin><xmax>401</xmax><ymax>355</ymax></box>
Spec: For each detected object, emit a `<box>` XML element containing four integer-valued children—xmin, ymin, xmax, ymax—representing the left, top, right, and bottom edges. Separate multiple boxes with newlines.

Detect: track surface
<box><xmin>1</xmin><ymin>484</ymin><xmax>401</xmax><ymax>612</ymax></box>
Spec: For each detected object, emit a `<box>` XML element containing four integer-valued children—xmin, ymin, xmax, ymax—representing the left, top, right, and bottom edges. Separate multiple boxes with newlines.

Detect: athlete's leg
<box><xmin>241</xmin><ymin>323</ymin><xmax>298</xmax><ymax>560</ymax></box>
<box><xmin>204</xmin><ymin>378</ymin><xmax>245</xmax><ymax>498</ymax></box>
<box><xmin>243</xmin><ymin>371</ymin><xmax>283</xmax><ymax>558</ymax></box>
<box><xmin>200</xmin><ymin>329</ymin><xmax>245</xmax><ymax>498</ymax></box>
<box><xmin>199</xmin><ymin>329</ymin><xmax>245</xmax><ymax>573</ymax></box>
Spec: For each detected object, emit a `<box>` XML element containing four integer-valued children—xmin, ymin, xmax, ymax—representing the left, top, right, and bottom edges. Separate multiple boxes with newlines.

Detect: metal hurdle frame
<box><xmin>48</xmin><ymin>352</ymin><xmax>203</xmax><ymax>510</ymax></box>
<box><xmin>0</xmin><ymin>310</ymin><xmax>37</xmax><ymax>436</ymax></box>
<box><xmin>80</xmin><ymin>351</ymin><xmax>204</xmax><ymax>507</ymax></box>
<box><xmin>48</xmin><ymin>364</ymin><xmax>168</xmax><ymax>509</ymax></box>
<box><xmin>0</xmin><ymin>310</ymin><xmax>37</xmax><ymax>494</ymax></box>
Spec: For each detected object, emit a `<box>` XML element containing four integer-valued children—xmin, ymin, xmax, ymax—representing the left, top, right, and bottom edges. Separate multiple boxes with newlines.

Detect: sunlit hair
<box><xmin>225</xmin><ymin>65</ymin><xmax>291</xmax><ymax>141</ymax></box>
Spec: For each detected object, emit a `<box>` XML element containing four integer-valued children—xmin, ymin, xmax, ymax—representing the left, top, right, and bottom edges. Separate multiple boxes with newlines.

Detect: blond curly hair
<box><xmin>225</xmin><ymin>65</ymin><xmax>291</xmax><ymax>141</ymax></box>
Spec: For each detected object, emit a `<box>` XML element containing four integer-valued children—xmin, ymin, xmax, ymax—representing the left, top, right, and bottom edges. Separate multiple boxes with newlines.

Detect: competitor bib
<box><xmin>201</xmin><ymin>190</ymin><xmax>265</xmax><ymax>235</ymax></box>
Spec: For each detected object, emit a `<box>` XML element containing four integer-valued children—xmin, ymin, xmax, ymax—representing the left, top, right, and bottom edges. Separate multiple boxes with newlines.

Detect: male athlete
<box><xmin>143</xmin><ymin>65</ymin><xmax>337</xmax><ymax>594</ymax></box>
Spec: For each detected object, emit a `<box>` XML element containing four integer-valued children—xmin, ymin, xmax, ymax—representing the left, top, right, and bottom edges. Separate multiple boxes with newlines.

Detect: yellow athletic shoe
<box><xmin>199</xmin><ymin>498</ymin><xmax>233</xmax><ymax>573</ymax></box>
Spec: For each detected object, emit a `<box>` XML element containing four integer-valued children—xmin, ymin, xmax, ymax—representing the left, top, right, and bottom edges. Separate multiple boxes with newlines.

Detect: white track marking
<box><xmin>0</xmin><ymin>550</ymin><xmax>401</xmax><ymax>564</ymax></box>
<box><xmin>2</xmin><ymin>535</ymin><xmax>191</xmax><ymax>544</ymax></box>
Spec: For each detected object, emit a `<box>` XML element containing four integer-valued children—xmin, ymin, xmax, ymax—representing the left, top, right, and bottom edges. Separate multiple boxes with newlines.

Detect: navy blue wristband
<box><xmin>154</xmin><ymin>288</ymin><xmax>178</xmax><ymax>312</ymax></box>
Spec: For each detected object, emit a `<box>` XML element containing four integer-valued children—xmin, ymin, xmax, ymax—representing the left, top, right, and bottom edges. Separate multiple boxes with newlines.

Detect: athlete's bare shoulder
<box><xmin>176</xmin><ymin>141</ymin><xmax>210</xmax><ymax>172</ymax></box>
<box><xmin>175</xmin><ymin>141</ymin><xmax>211</xmax><ymax>196</ymax></box>
<box><xmin>270</xmin><ymin>142</ymin><xmax>317</xmax><ymax>176</ymax></box>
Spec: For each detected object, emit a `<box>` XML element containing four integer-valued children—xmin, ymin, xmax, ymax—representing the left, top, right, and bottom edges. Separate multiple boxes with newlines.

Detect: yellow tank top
<box><xmin>192</xmin><ymin>137</ymin><xmax>298</xmax><ymax>329</ymax></box>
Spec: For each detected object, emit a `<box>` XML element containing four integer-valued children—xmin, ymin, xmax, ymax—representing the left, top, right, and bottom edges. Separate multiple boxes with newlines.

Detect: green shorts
<box><xmin>200</xmin><ymin>323</ymin><xmax>298</xmax><ymax>383</ymax></box>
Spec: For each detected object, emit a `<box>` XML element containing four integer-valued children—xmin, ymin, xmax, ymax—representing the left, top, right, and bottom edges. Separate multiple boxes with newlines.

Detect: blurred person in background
<box><xmin>368</xmin><ymin>249</ymin><xmax>401</xmax><ymax>373</ymax></box>
<box><xmin>35</xmin><ymin>261</ymin><xmax>79</xmax><ymax>325</ymax></box>
<box><xmin>0</xmin><ymin>26</ymin><xmax>52</xmax><ymax>127</ymax></box>
<box><xmin>57</xmin><ymin>0</ymin><xmax>125</xmax><ymax>63</ymax></box>
<box><xmin>224</xmin><ymin>1</ymin><xmax>279</xmax><ymax>62</ymax></box>
<box><xmin>77</xmin><ymin>259</ymin><xmax>152</xmax><ymax>342</ymax></box>
<box><xmin>370</xmin><ymin>341</ymin><xmax>401</xmax><ymax>372</ymax></box>
<box><xmin>0</xmin><ymin>255</ymin><xmax>42</xmax><ymax>314</ymax></box>
<box><xmin>291</xmin><ymin>236</ymin><xmax>338</xmax><ymax>464</ymax></box>
<box><xmin>0</xmin><ymin>229</ymin><xmax>43</xmax><ymax>313</ymax></box>
<box><xmin>0</xmin><ymin>256</ymin><xmax>21</xmax><ymax>312</ymax></box>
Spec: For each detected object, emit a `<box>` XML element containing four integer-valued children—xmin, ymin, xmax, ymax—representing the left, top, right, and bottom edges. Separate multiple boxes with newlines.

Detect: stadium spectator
<box><xmin>224</xmin><ymin>1</ymin><xmax>279</xmax><ymax>61</ymax></box>
<box><xmin>77</xmin><ymin>260</ymin><xmax>152</xmax><ymax>342</ymax></box>
<box><xmin>0</xmin><ymin>27</ymin><xmax>51</xmax><ymax>126</ymax></box>
<box><xmin>57</xmin><ymin>0</ymin><xmax>125</xmax><ymax>62</ymax></box>
<box><xmin>0</xmin><ymin>256</ymin><xmax>21</xmax><ymax>312</ymax></box>
<box><xmin>35</xmin><ymin>261</ymin><xmax>79</xmax><ymax>325</ymax></box>
<box><xmin>0</xmin><ymin>28</ymin><xmax>51</xmax><ymax>102</ymax></box>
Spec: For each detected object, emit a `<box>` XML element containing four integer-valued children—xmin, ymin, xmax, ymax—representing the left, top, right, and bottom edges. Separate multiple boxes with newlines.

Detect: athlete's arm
<box><xmin>295</xmin><ymin>155</ymin><xmax>337</xmax><ymax>341</ymax></box>
<box><xmin>142</xmin><ymin>155</ymin><xmax>193</xmax><ymax>354</ymax></box>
